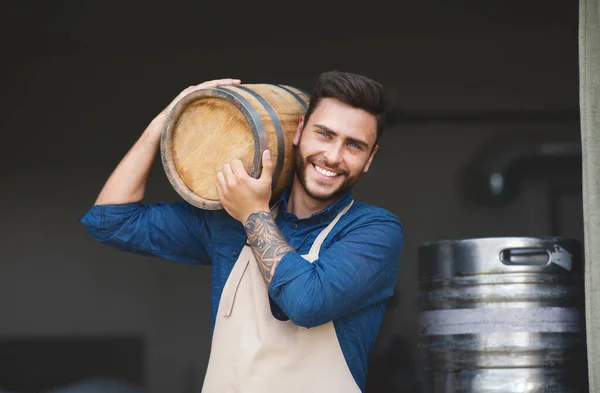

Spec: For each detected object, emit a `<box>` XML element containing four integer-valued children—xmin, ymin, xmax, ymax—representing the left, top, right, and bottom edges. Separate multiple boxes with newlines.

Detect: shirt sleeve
<box><xmin>268</xmin><ymin>213</ymin><xmax>404</xmax><ymax>328</ymax></box>
<box><xmin>78</xmin><ymin>201</ymin><xmax>214</xmax><ymax>264</ymax></box>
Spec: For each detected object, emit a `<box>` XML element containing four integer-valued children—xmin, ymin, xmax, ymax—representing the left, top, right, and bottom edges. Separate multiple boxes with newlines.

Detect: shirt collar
<box><xmin>274</xmin><ymin>185</ymin><xmax>354</xmax><ymax>222</ymax></box>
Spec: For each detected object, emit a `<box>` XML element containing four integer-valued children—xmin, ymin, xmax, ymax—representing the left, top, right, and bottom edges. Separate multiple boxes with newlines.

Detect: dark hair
<box><xmin>304</xmin><ymin>70</ymin><xmax>387</xmax><ymax>145</ymax></box>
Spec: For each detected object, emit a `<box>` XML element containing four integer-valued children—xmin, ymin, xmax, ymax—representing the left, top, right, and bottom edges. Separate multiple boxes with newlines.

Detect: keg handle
<box><xmin>500</xmin><ymin>245</ymin><xmax>573</xmax><ymax>270</ymax></box>
<box><xmin>499</xmin><ymin>248</ymin><xmax>550</xmax><ymax>266</ymax></box>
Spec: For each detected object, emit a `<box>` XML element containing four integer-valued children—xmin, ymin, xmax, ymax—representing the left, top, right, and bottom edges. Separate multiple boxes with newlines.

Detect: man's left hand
<box><xmin>216</xmin><ymin>150</ymin><xmax>274</xmax><ymax>223</ymax></box>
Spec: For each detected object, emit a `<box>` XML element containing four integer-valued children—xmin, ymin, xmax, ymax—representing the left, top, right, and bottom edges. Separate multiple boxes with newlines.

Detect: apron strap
<box><xmin>307</xmin><ymin>200</ymin><xmax>354</xmax><ymax>257</ymax></box>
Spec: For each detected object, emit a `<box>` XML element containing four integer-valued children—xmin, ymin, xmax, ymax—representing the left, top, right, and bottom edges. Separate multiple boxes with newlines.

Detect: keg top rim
<box><xmin>418</xmin><ymin>236</ymin><xmax>581</xmax><ymax>248</ymax></box>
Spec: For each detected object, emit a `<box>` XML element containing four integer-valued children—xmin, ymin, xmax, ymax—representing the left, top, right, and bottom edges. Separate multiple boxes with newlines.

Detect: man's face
<box><xmin>292</xmin><ymin>98</ymin><xmax>379</xmax><ymax>203</ymax></box>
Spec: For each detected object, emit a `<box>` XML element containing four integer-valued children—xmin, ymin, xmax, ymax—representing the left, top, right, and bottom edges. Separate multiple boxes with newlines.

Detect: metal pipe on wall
<box><xmin>579</xmin><ymin>0</ymin><xmax>600</xmax><ymax>391</ymax></box>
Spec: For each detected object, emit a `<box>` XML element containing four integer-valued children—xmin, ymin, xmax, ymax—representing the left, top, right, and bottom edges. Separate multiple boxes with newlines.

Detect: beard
<box><xmin>294</xmin><ymin>144</ymin><xmax>359</xmax><ymax>202</ymax></box>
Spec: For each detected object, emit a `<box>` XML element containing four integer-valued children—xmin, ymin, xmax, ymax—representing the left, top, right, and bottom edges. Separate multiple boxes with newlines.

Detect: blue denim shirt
<box><xmin>79</xmin><ymin>188</ymin><xmax>403</xmax><ymax>391</ymax></box>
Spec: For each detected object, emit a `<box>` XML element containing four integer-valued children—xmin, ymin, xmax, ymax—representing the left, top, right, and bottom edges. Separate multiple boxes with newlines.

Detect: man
<box><xmin>80</xmin><ymin>71</ymin><xmax>404</xmax><ymax>393</ymax></box>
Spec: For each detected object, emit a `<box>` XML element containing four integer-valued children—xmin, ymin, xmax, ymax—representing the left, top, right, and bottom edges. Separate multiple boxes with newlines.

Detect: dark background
<box><xmin>0</xmin><ymin>1</ymin><xmax>582</xmax><ymax>392</ymax></box>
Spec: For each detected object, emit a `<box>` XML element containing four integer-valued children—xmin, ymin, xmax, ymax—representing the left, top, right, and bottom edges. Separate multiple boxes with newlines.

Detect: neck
<box><xmin>286</xmin><ymin>175</ymin><xmax>338</xmax><ymax>219</ymax></box>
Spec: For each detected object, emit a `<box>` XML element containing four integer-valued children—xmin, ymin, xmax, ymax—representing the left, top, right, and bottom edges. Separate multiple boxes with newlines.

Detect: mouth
<box><xmin>312</xmin><ymin>163</ymin><xmax>340</xmax><ymax>178</ymax></box>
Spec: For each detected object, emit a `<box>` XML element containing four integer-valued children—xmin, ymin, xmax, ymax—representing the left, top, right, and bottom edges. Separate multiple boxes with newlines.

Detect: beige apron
<box><xmin>201</xmin><ymin>201</ymin><xmax>361</xmax><ymax>393</ymax></box>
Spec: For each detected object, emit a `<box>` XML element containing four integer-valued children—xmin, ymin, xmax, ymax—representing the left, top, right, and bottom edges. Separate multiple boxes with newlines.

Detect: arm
<box><xmin>80</xmin><ymin>200</ymin><xmax>215</xmax><ymax>264</ymax></box>
<box><xmin>244</xmin><ymin>211</ymin><xmax>294</xmax><ymax>283</ymax></box>
<box><xmin>267</xmin><ymin>216</ymin><xmax>403</xmax><ymax>328</ymax></box>
<box><xmin>95</xmin><ymin>78</ymin><xmax>241</xmax><ymax>205</ymax></box>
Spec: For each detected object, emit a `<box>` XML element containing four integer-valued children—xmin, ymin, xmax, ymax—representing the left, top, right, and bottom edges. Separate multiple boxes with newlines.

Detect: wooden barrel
<box><xmin>160</xmin><ymin>83</ymin><xmax>310</xmax><ymax>210</ymax></box>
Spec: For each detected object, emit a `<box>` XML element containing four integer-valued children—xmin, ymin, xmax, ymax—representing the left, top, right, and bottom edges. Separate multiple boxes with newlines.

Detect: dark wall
<box><xmin>0</xmin><ymin>2</ymin><xmax>580</xmax><ymax>392</ymax></box>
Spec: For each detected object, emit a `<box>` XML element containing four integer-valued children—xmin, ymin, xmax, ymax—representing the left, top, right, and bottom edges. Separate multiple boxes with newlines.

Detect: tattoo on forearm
<box><xmin>245</xmin><ymin>211</ymin><xmax>294</xmax><ymax>284</ymax></box>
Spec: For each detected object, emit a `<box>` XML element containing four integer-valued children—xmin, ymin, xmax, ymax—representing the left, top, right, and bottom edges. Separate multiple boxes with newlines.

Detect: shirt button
<box><xmin>232</xmin><ymin>251</ymin><xmax>238</xmax><ymax>257</ymax></box>
<box><xmin>291</xmin><ymin>223</ymin><xmax>298</xmax><ymax>229</ymax></box>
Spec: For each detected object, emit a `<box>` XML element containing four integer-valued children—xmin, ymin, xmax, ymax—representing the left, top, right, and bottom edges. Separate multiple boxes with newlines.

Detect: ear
<box><xmin>362</xmin><ymin>145</ymin><xmax>379</xmax><ymax>173</ymax></box>
<box><xmin>293</xmin><ymin>115</ymin><xmax>305</xmax><ymax>146</ymax></box>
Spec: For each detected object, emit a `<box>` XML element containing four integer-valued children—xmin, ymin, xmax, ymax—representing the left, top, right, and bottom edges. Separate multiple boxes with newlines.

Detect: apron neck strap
<box><xmin>308</xmin><ymin>200</ymin><xmax>354</xmax><ymax>256</ymax></box>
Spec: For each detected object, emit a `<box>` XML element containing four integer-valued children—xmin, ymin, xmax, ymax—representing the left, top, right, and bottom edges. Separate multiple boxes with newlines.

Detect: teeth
<box><xmin>314</xmin><ymin>165</ymin><xmax>339</xmax><ymax>177</ymax></box>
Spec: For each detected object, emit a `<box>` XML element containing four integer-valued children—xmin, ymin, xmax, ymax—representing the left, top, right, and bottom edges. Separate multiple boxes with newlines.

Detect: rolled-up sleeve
<box><xmin>79</xmin><ymin>201</ymin><xmax>213</xmax><ymax>265</ymax></box>
<box><xmin>268</xmin><ymin>214</ymin><xmax>403</xmax><ymax>328</ymax></box>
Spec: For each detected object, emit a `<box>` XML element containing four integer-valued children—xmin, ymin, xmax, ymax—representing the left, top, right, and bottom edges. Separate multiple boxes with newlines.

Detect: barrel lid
<box><xmin>161</xmin><ymin>87</ymin><xmax>267</xmax><ymax>210</ymax></box>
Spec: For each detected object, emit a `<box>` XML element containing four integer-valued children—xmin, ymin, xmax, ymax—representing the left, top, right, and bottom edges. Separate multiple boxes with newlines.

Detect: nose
<box><xmin>323</xmin><ymin>143</ymin><xmax>343</xmax><ymax>166</ymax></box>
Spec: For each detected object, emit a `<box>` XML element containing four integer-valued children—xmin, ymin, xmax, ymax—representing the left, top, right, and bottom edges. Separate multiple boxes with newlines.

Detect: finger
<box><xmin>216</xmin><ymin>171</ymin><xmax>227</xmax><ymax>190</ymax></box>
<box><xmin>217</xmin><ymin>170</ymin><xmax>226</xmax><ymax>184</ymax></box>
<box><xmin>230</xmin><ymin>159</ymin><xmax>248</xmax><ymax>179</ymax></box>
<box><xmin>216</xmin><ymin>173</ymin><xmax>225</xmax><ymax>200</ymax></box>
<box><xmin>259</xmin><ymin>150</ymin><xmax>275</xmax><ymax>182</ymax></box>
<box><xmin>178</xmin><ymin>79</ymin><xmax>239</xmax><ymax>99</ymax></box>
<box><xmin>214</xmin><ymin>78</ymin><xmax>242</xmax><ymax>86</ymax></box>
<box><xmin>202</xmin><ymin>79</ymin><xmax>241</xmax><ymax>88</ymax></box>
<box><xmin>222</xmin><ymin>163</ymin><xmax>235</xmax><ymax>185</ymax></box>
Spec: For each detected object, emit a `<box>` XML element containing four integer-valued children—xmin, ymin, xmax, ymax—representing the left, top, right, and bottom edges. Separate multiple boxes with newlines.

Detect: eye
<box><xmin>347</xmin><ymin>142</ymin><xmax>360</xmax><ymax>149</ymax></box>
<box><xmin>317</xmin><ymin>131</ymin><xmax>331</xmax><ymax>139</ymax></box>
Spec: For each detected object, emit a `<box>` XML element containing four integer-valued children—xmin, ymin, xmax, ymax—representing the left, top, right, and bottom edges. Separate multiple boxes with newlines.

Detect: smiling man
<box><xmin>80</xmin><ymin>71</ymin><xmax>404</xmax><ymax>393</ymax></box>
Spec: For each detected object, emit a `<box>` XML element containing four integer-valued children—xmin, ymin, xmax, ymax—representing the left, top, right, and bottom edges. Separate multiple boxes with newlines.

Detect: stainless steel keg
<box><xmin>417</xmin><ymin>237</ymin><xmax>587</xmax><ymax>393</ymax></box>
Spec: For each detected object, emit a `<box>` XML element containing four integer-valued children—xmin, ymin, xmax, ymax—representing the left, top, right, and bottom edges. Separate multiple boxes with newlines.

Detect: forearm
<box><xmin>95</xmin><ymin>113</ymin><xmax>166</xmax><ymax>205</ymax></box>
<box><xmin>244</xmin><ymin>210</ymin><xmax>294</xmax><ymax>284</ymax></box>
<box><xmin>267</xmin><ymin>219</ymin><xmax>404</xmax><ymax>327</ymax></box>
<box><xmin>268</xmin><ymin>251</ymin><xmax>396</xmax><ymax>328</ymax></box>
